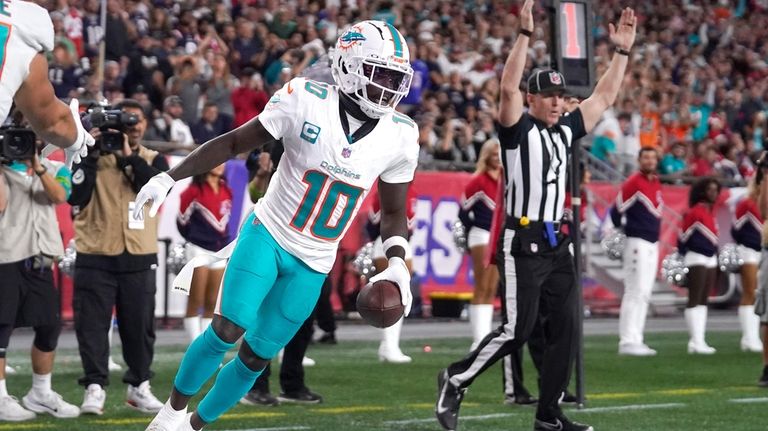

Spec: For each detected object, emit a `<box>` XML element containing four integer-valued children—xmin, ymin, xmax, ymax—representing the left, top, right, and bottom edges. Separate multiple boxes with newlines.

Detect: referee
<box><xmin>435</xmin><ymin>2</ymin><xmax>638</xmax><ymax>430</ymax></box>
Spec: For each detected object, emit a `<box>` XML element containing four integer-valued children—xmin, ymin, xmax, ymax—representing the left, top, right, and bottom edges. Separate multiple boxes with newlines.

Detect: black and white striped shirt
<box><xmin>497</xmin><ymin>109</ymin><xmax>587</xmax><ymax>223</ymax></box>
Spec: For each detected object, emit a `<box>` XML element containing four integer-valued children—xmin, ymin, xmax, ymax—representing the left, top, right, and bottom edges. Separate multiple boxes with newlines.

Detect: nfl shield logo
<box><xmin>530</xmin><ymin>243</ymin><xmax>538</xmax><ymax>253</ymax></box>
<box><xmin>342</xmin><ymin>147</ymin><xmax>352</xmax><ymax>158</ymax></box>
<box><xmin>549</xmin><ymin>72</ymin><xmax>562</xmax><ymax>85</ymax></box>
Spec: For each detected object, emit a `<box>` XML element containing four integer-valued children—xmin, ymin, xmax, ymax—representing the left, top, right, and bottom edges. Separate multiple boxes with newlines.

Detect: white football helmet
<box><xmin>331</xmin><ymin>21</ymin><xmax>414</xmax><ymax>119</ymax></box>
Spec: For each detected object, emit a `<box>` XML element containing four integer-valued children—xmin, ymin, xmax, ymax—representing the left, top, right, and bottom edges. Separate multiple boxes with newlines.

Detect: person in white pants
<box><xmin>457</xmin><ymin>140</ymin><xmax>502</xmax><ymax>350</ymax></box>
<box><xmin>731</xmin><ymin>179</ymin><xmax>764</xmax><ymax>353</ymax></box>
<box><xmin>679</xmin><ymin>178</ymin><xmax>721</xmax><ymax>355</ymax></box>
<box><xmin>176</xmin><ymin>165</ymin><xmax>233</xmax><ymax>342</ymax></box>
<box><xmin>610</xmin><ymin>148</ymin><xmax>662</xmax><ymax>356</ymax></box>
<box><xmin>371</xmin><ymin>236</ymin><xmax>413</xmax><ymax>363</ymax></box>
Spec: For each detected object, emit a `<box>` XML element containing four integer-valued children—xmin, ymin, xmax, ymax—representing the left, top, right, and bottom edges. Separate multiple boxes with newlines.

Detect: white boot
<box><xmin>686</xmin><ymin>306</ymin><xmax>716</xmax><ymax>354</ymax></box>
<box><xmin>738</xmin><ymin>305</ymin><xmax>763</xmax><ymax>352</ymax></box>
<box><xmin>107</xmin><ymin>323</ymin><xmax>122</xmax><ymax>372</ymax></box>
<box><xmin>183</xmin><ymin>316</ymin><xmax>202</xmax><ymax>342</ymax></box>
<box><xmin>469</xmin><ymin>304</ymin><xmax>494</xmax><ymax>351</ymax></box>
<box><xmin>378</xmin><ymin>318</ymin><xmax>411</xmax><ymax>363</ymax></box>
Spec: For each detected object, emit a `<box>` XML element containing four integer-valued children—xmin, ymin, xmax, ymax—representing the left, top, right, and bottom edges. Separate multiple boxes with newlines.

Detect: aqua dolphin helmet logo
<box><xmin>338</xmin><ymin>27</ymin><xmax>366</xmax><ymax>50</ymax></box>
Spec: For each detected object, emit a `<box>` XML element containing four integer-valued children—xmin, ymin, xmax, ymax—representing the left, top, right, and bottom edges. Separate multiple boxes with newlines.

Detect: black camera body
<box><xmin>89</xmin><ymin>106</ymin><xmax>139</xmax><ymax>153</ymax></box>
<box><xmin>0</xmin><ymin>127</ymin><xmax>37</xmax><ymax>162</ymax></box>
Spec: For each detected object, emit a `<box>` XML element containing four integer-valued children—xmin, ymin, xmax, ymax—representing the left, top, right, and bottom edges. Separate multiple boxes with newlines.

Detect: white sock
<box><xmin>0</xmin><ymin>378</ymin><xmax>7</xmax><ymax>397</ymax></box>
<box><xmin>200</xmin><ymin>318</ymin><xmax>213</xmax><ymax>333</ymax></box>
<box><xmin>183</xmin><ymin>316</ymin><xmax>202</xmax><ymax>341</ymax></box>
<box><xmin>32</xmin><ymin>373</ymin><xmax>52</xmax><ymax>395</ymax></box>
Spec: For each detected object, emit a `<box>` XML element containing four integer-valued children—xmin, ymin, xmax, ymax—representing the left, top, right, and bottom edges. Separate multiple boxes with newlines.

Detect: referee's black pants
<box><xmin>73</xmin><ymin>267</ymin><xmax>156</xmax><ymax>388</ymax></box>
<box><xmin>447</xmin><ymin>227</ymin><xmax>578</xmax><ymax>421</ymax></box>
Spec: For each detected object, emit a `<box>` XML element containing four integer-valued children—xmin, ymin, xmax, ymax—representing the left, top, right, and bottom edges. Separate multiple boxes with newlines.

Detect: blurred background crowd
<box><xmin>39</xmin><ymin>0</ymin><xmax>768</xmax><ymax>183</ymax></box>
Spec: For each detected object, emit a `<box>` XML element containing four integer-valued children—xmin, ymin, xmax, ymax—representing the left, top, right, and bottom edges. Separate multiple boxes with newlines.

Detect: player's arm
<box><xmin>578</xmin><ymin>8</ymin><xmax>636</xmax><ymax>133</ymax></box>
<box><xmin>167</xmin><ymin>117</ymin><xmax>277</xmax><ymax>181</ymax></box>
<box><xmin>378</xmin><ymin>180</ymin><xmax>410</xmax><ymax>260</ymax></box>
<box><xmin>498</xmin><ymin>0</ymin><xmax>533</xmax><ymax>128</ymax></box>
<box><xmin>14</xmin><ymin>54</ymin><xmax>77</xmax><ymax>148</ymax></box>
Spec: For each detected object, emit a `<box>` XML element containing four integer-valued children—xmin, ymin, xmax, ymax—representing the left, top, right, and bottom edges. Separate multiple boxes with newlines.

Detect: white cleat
<box><xmin>618</xmin><ymin>343</ymin><xmax>657</xmax><ymax>357</ymax></box>
<box><xmin>687</xmin><ymin>341</ymin><xmax>716</xmax><ymax>355</ymax></box>
<box><xmin>144</xmin><ymin>400</ymin><xmax>187</xmax><ymax>431</ymax></box>
<box><xmin>378</xmin><ymin>346</ymin><xmax>412</xmax><ymax>364</ymax></box>
<box><xmin>22</xmin><ymin>390</ymin><xmax>80</xmax><ymax>418</ymax></box>
<box><xmin>126</xmin><ymin>381</ymin><xmax>164</xmax><ymax>414</ymax></box>
<box><xmin>81</xmin><ymin>384</ymin><xmax>106</xmax><ymax>415</ymax></box>
<box><xmin>108</xmin><ymin>356</ymin><xmax>123</xmax><ymax>371</ymax></box>
<box><xmin>302</xmin><ymin>356</ymin><xmax>316</xmax><ymax>367</ymax></box>
<box><xmin>741</xmin><ymin>338</ymin><xmax>763</xmax><ymax>353</ymax></box>
<box><xmin>4</xmin><ymin>364</ymin><xmax>16</xmax><ymax>374</ymax></box>
<box><xmin>0</xmin><ymin>395</ymin><xmax>36</xmax><ymax>421</ymax></box>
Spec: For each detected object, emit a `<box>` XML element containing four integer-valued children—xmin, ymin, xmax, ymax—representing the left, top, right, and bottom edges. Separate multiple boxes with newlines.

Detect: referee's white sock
<box><xmin>32</xmin><ymin>373</ymin><xmax>52</xmax><ymax>396</ymax></box>
<box><xmin>0</xmin><ymin>378</ymin><xmax>8</xmax><ymax>397</ymax></box>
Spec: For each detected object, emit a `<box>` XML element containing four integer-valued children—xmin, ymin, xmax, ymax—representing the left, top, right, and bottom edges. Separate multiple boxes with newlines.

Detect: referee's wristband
<box><xmin>615</xmin><ymin>47</ymin><xmax>630</xmax><ymax>56</ymax></box>
<box><xmin>519</xmin><ymin>28</ymin><xmax>533</xmax><ymax>37</ymax></box>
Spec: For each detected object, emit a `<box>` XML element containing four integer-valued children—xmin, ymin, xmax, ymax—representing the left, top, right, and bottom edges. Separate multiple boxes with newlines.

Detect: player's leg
<box><xmin>184</xmin><ymin>266</ymin><xmax>209</xmax><ymax>342</ymax></box>
<box><xmin>188</xmin><ymin>253</ymin><xmax>326</xmax><ymax>429</ymax></box>
<box><xmin>315</xmin><ymin>277</ymin><xmax>337</xmax><ymax>343</ymax></box>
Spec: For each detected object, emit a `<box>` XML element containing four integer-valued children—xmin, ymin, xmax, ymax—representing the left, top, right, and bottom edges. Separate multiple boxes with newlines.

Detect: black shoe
<box><xmin>317</xmin><ymin>332</ymin><xmax>337</xmax><ymax>345</ymax></box>
<box><xmin>505</xmin><ymin>393</ymin><xmax>538</xmax><ymax>406</ymax></box>
<box><xmin>559</xmin><ymin>391</ymin><xmax>579</xmax><ymax>404</ymax></box>
<box><xmin>240</xmin><ymin>389</ymin><xmax>280</xmax><ymax>406</ymax></box>
<box><xmin>435</xmin><ymin>369</ymin><xmax>466</xmax><ymax>430</ymax></box>
<box><xmin>534</xmin><ymin>415</ymin><xmax>594</xmax><ymax>431</ymax></box>
<box><xmin>278</xmin><ymin>389</ymin><xmax>323</xmax><ymax>404</ymax></box>
<box><xmin>759</xmin><ymin>366</ymin><xmax>768</xmax><ymax>387</ymax></box>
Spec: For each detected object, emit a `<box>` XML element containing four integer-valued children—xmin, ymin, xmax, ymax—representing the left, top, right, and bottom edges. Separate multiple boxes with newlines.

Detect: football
<box><xmin>356</xmin><ymin>280</ymin><xmax>404</xmax><ymax>328</ymax></box>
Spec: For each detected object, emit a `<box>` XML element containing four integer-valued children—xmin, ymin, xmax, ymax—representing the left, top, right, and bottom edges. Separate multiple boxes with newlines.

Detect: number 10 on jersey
<box><xmin>290</xmin><ymin>170</ymin><xmax>363</xmax><ymax>240</ymax></box>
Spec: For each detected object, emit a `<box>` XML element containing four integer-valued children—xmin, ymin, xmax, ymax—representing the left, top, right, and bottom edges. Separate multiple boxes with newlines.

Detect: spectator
<box><xmin>167</xmin><ymin>58</ymin><xmax>202</xmax><ymax>125</ymax></box>
<box><xmin>103</xmin><ymin>0</ymin><xmax>130</xmax><ymax>61</ymax></box>
<box><xmin>659</xmin><ymin>141</ymin><xmax>689</xmax><ymax>176</ymax></box>
<box><xmin>152</xmin><ymin>95</ymin><xmax>194</xmax><ymax>147</ymax></box>
<box><xmin>68</xmin><ymin>99</ymin><xmax>168</xmax><ymax>415</ymax></box>
<box><xmin>123</xmin><ymin>33</ymin><xmax>173</xmax><ymax>111</ymax></box>
<box><xmin>231</xmin><ymin>69</ymin><xmax>268</xmax><ymax>129</ymax></box>
<box><xmin>49</xmin><ymin>43</ymin><xmax>85</xmax><ymax>99</ymax></box>
<box><xmin>204</xmin><ymin>53</ymin><xmax>237</xmax><ymax>123</ymax></box>
<box><xmin>192</xmin><ymin>102</ymin><xmax>230</xmax><ymax>145</ymax></box>
<box><xmin>177</xmin><ymin>164</ymin><xmax>233</xmax><ymax>342</ymax></box>
<box><xmin>590</xmin><ymin>109</ymin><xmax>621</xmax><ymax>168</ymax></box>
<box><xmin>0</xmin><ymin>142</ymin><xmax>80</xmax><ymax>421</ymax></box>
<box><xmin>678</xmin><ymin>178</ymin><xmax>721</xmax><ymax>355</ymax></box>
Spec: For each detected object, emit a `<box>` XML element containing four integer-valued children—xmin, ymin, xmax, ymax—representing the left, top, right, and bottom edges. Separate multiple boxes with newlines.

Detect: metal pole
<box><xmin>96</xmin><ymin>0</ymin><xmax>107</xmax><ymax>101</ymax></box>
<box><xmin>571</xmin><ymin>140</ymin><xmax>586</xmax><ymax>408</ymax></box>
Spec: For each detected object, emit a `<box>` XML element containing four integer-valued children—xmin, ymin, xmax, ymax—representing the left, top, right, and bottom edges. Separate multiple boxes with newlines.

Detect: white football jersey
<box><xmin>257</xmin><ymin>77</ymin><xmax>419</xmax><ymax>273</ymax></box>
<box><xmin>0</xmin><ymin>1</ymin><xmax>54</xmax><ymax>122</ymax></box>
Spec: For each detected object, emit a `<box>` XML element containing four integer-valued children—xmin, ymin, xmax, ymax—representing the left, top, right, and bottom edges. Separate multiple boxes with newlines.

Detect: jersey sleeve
<box><xmin>380</xmin><ymin>124</ymin><xmax>420</xmax><ymax>184</ymax></box>
<box><xmin>559</xmin><ymin>108</ymin><xmax>588</xmax><ymax>142</ymax></box>
<box><xmin>13</xmin><ymin>1</ymin><xmax>54</xmax><ymax>52</ymax></box>
<box><xmin>258</xmin><ymin>78</ymin><xmax>304</xmax><ymax>142</ymax></box>
<box><xmin>496</xmin><ymin>114</ymin><xmax>534</xmax><ymax>150</ymax></box>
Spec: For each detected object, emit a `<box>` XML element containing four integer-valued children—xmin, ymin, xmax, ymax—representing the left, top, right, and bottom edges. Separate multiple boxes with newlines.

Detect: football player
<box><xmin>0</xmin><ymin>1</ymin><xmax>93</xmax><ymax>167</ymax></box>
<box><xmin>137</xmin><ymin>20</ymin><xmax>419</xmax><ymax>431</ymax></box>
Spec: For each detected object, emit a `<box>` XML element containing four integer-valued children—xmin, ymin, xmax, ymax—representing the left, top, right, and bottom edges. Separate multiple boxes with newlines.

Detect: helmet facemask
<box><xmin>353</xmin><ymin>60</ymin><xmax>413</xmax><ymax>118</ymax></box>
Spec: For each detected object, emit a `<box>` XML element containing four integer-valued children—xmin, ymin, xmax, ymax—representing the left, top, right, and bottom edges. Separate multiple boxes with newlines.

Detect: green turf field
<box><xmin>3</xmin><ymin>331</ymin><xmax>767</xmax><ymax>430</ymax></box>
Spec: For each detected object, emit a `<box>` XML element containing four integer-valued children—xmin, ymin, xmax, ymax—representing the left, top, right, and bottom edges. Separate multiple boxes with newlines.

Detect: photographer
<box><xmin>68</xmin><ymin>99</ymin><xmax>169</xmax><ymax>415</ymax></box>
<box><xmin>0</xmin><ymin>132</ymin><xmax>80</xmax><ymax>421</ymax></box>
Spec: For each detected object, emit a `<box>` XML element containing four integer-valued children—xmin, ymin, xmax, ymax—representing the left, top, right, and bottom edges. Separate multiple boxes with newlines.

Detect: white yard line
<box><xmin>728</xmin><ymin>397</ymin><xmax>768</xmax><ymax>404</ymax></box>
<box><xmin>575</xmin><ymin>403</ymin><xmax>686</xmax><ymax>413</ymax></box>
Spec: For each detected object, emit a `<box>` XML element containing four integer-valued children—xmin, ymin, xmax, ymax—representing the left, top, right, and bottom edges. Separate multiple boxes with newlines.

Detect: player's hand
<box><xmin>520</xmin><ymin>0</ymin><xmax>534</xmax><ymax>33</ymax></box>
<box><xmin>134</xmin><ymin>172</ymin><xmax>175</xmax><ymax>218</ymax></box>
<box><xmin>609</xmin><ymin>7</ymin><xmax>637</xmax><ymax>51</ymax></box>
<box><xmin>369</xmin><ymin>256</ymin><xmax>413</xmax><ymax>317</ymax></box>
<box><xmin>63</xmin><ymin>99</ymin><xmax>95</xmax><ymax>168</ymax></box>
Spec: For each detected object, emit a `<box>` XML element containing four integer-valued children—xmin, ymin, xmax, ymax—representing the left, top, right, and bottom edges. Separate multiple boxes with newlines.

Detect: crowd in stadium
<box><xmin>44</xmin><ymin>0</ymin><xmax>768</xmax><ymax>179</ymax></box>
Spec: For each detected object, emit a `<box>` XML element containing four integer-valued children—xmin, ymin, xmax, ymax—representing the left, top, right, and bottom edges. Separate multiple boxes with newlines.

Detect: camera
<box><xmin>88</xmin><ymin>106</ymin><xmax>139</xmax><ymax>153</ymax></box>
<box><xmin>0</xmin><ymin>127</ymin><xmax>37</xmax><ymax>162</ymax></box>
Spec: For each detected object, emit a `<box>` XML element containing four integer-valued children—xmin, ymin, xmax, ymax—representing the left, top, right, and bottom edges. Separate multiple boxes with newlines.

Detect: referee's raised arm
<box><xmin>578</xmin><ymin>7</ymin><xmax>637</xmax><ymax>132</ymax></box>
<box><xmin>498</xmin><ymin>0</ymin><xmax>534</xmax><ymax>128</ymax></box>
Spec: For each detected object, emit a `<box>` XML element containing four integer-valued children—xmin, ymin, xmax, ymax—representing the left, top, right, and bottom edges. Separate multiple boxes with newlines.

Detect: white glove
<box><xmin>369</xmin><ymin>256</ymin><xmax>413</xmax><ymax>317</ymax></box>
<box><xmin>133</xmin><ymin>172</ymin><xmax>175</xmax><ymax>218</ymax></box>
<box><xmin>41</xmin><ymin>99</ymin><xmax>95</xmax><ymax>168</ymax></box>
